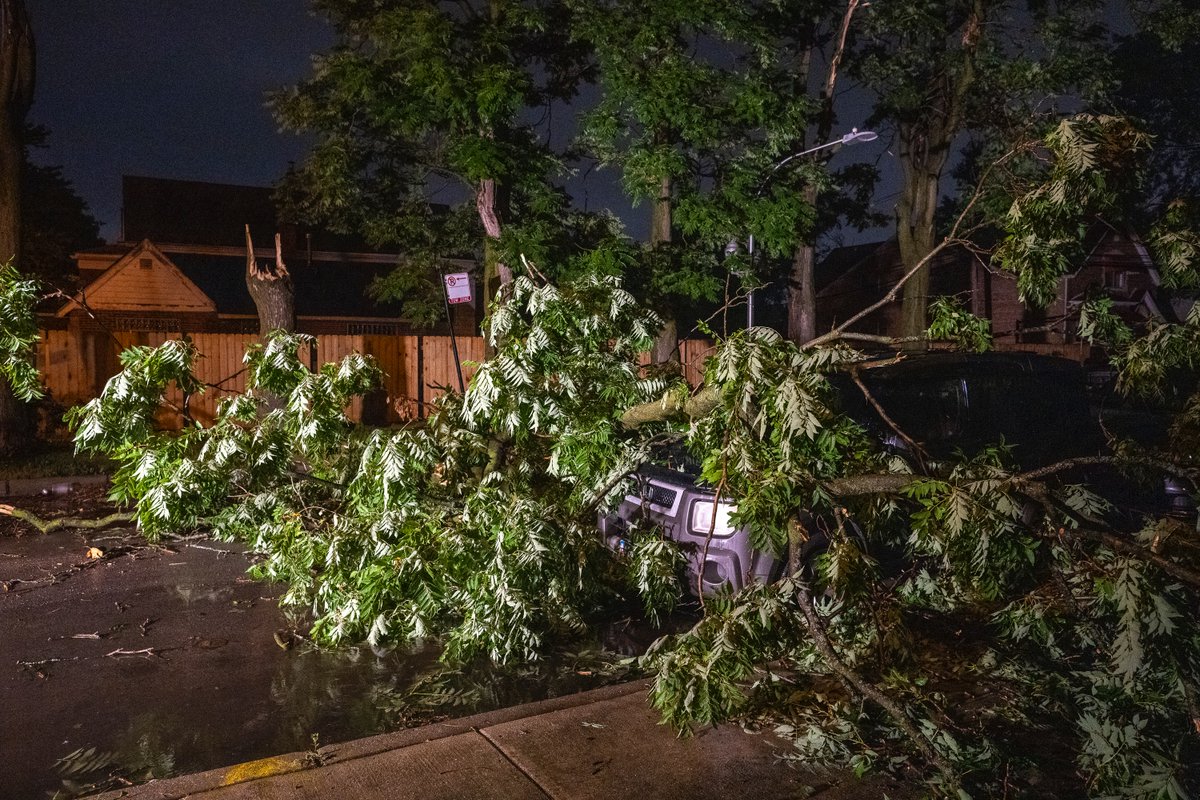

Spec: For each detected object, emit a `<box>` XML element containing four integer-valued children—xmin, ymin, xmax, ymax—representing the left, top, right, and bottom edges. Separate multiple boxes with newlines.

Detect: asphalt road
<box><xmin>0</xmin><ymin>525</ymin><xmax>432</xmax><ymax>800</ymax></box>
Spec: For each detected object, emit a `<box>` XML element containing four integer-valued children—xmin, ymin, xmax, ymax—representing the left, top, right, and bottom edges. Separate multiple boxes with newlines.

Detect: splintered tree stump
<box><xmin>245</xmin><ymin>225</ymin><xmax>296</xmax><ymax>337</ymax></box>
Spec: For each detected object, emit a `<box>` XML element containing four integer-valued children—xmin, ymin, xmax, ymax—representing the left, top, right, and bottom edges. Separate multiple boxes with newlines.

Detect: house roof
<box><xmin>58</xmin><ymin>240</ymin><xmax>217</xmax><ymax>317</ymax></box>
<box><xmin>61</xmin><ymin>238</ymin><xmax>418</xmax><ymax>320</ymax></box>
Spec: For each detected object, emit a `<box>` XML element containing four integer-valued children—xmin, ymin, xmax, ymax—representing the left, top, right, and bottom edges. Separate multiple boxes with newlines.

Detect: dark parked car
<box><xmin>601</xmin><ymin>352</ymin><xmax>1194</xmax><ymax>596</ymax></box>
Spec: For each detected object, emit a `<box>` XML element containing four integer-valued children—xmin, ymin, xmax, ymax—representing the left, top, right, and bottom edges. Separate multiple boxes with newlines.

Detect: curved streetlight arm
<box><xmin>736</xmin><ymin>128</ymin><xmax>877</xmax><ymax>328</ymax></box>
<box><xmin>756</xmin><ymin>128</ymin><xmax>879</xmax><ymax>198</ymax></box>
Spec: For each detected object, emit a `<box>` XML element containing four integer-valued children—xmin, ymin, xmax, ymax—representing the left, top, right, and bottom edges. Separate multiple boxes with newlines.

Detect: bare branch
<box><xmin>790</xmin><ymin>577</ymin><xmax>960</xmax><ymax>787</ymax></box>
<box><xmin>1032</xmin><ymin>522</ymin><xmax>1200</xmax><ymax>588</ymax></box>
<box><xmin>0</xmin><ymin>504</ymin><xmax>134</xmax><ymax>534</ymax></box>
<box><xmin>850</xmin><ymin>366</ymin><xmax>928</xmax><ymax>465</ymax></box>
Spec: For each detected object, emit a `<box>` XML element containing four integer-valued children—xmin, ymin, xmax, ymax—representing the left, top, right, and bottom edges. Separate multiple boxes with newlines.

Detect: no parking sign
<box><xmin>443</xmin><ymin>272</ymin><xmax>472</xmax><ymax>304</ymax></box>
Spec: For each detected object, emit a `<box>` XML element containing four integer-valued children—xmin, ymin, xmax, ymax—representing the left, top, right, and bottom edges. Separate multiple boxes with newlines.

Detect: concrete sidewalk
<box><xmin>89</xmin><ymin>680</ymin><xmax>908</xmax><ymax>800</ymax></box>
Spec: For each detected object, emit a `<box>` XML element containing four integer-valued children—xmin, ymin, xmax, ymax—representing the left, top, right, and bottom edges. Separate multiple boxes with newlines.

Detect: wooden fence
<box><xmin>36</xmin><ymin>328</ymin><xmax>713</xmax><ymax>428</ymax></box>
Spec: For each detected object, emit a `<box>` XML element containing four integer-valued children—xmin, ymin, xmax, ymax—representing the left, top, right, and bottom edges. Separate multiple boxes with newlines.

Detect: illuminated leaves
<box><xmin>0</xmin><ymin>261</ymin><xmax>43</xmax><ymax>401</ymax></box>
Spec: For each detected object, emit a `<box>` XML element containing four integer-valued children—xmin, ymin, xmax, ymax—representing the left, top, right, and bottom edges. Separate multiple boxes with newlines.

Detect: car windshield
<box><xmin>844</xmin><ymin>357</ymin><xmax>1098</xmax><ymax>468</ymax></box>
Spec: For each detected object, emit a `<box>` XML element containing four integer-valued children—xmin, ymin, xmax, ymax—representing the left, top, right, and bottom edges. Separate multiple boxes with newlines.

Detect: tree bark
<box><xmin>650</xmin><ymin>174</ymin><xmax>679</xmax><ymax>364</ymax></box>
<box><xmin>477</xmin><ymin>176</ymin><xmax>512</xmax><ymax>304</ymax></box>
<box><xmin>0</xmin><ymin>504</ymin><xmax>133</xmax><ymax>534</ymax></box>
<box><xmin>0</xmin><ymin>0</ymin><xmax>34</xmax><ymax>266</ymax></box>
<box><xmin>245</xmin><ymin>226</ymin><xmax>295</xmax><ymax>338</ymax></box>
<box><xmin>895</xmin><ymin>123</ymin><xmax>947</xmax><ymax>347</ymax></box>
<box><xmin>0</xmin><ymin>0</ymin><xmax>36</xmax><ymax>456</ymax></box>
<box><xmin>894</xmin><ymin>0</ymin><xmax>983</xmax><ymax>347</ymax></box>
<box><xmin>650</xmin><ymin>316</ymin><xmax>678</xmax><ymax>365</ymax></box>
<box><xmin>787</xmin><ymin>183</ymin><xmax>820</xmax><ymax>344</ymax></box>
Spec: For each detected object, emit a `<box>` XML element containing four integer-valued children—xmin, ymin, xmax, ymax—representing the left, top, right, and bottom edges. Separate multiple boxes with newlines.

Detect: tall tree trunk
<box><xmin>650</xmin><ymin>174</ymin><xmax>678</xmax><ymax>364</ymax></box>
<box><xmin>245</xmin><ymin>226</ymin><xmax>295</xmax><ymax>337</ymax></box>
<box><xmin>896</xmin><ymin>124</ymin><xmax>949</xmax><ymax>348</ymax></box>
<box><xmin>787</xmin><ymin>1</ymin><xmax>857</xmax><ymax>345</ymax></box>
<box><xmin>788</xmin><ymin>185</ymin><xmax>820</xmax><ymax>344</ymax></box>
<box><xmin>0</xmin><ymin>0</ymin><xmax>33</xmax><ymax>266</ymax></box>
<box><xmin>0</xmin><ymin>0</ymin><xmax>36</xmax><ymax>456</ymax></box>
<box><xmin>478</xmin><ymin>176</ymin><xmax>512</xmax><ymax>359</ymax></box>
<box><xmin>894</xmin><ymin>0</ymin><xmax>983</xmax><ymax>348</ymax></box>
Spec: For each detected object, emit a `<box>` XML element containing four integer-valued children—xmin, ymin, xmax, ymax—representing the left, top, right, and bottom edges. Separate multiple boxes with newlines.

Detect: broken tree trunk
<box><xmin>245</xmin><ymin>226</ymin><xmax>295</xmax><ymax>338</ymax></box>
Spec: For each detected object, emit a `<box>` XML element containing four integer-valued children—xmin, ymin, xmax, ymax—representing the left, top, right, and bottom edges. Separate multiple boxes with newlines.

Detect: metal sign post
<box><xmin>441</xmin><ymin>270</ymin><xmax>471</xmax><ymax>392</ymax></box>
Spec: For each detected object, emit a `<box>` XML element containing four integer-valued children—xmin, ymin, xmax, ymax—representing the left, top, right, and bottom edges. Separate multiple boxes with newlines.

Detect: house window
<box><xmin>139</xmin><ymin>258</ymin><xmax>153</xmax><ymax>270</ymax></box>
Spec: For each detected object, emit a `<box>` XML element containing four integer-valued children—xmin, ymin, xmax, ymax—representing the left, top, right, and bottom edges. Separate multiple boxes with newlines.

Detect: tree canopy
<box><xmin>273</xmin><ymin>0</ymin><xmax>588</xmax><ymax>310</ymax></box>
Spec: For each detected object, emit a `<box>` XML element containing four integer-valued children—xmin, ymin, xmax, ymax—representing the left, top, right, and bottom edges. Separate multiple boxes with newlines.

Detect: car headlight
<box><xmin>689</xmin><ymin>499</ymin><xmax>737</xmax><ymax>538</ymax></box>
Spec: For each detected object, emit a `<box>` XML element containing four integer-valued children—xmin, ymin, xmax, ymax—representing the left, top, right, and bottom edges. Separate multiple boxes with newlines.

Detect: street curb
<box><xmin>88</xmin><ymin>679</ymin><xmax>652</xmax><ymax>800</ymax></box>
<box><xmin>0</xmin><ymin>473</ymin><xmax>109</xmax><ymax>497</ymax></box>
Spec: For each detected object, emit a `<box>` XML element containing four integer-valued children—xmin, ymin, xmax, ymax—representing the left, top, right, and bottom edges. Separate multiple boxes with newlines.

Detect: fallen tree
<box><xmin>2</xmin><ymin>116</ymin><xmax>1200</xmax><ymax>796</ymax></box>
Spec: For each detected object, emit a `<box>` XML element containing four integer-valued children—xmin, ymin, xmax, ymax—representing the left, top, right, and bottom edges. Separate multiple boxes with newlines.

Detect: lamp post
<box><xmin>733</xmin><ymin>127</ymin><xmax>878</xmax><ymax>328</ymax></box>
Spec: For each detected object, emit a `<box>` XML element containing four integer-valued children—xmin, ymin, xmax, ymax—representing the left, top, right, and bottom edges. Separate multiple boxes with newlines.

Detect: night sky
<box><xmin>24</xmin><ymin>1</ymin><xmax>886</xmax><ymax>247</ymax></box>
<box><xmin>25</xmin><ymin>1</ymin><xmax>332</xmax><ymax>242</ymax></box>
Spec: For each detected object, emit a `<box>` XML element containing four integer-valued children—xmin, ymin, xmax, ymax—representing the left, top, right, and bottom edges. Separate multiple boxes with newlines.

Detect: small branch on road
<box><xmin>186</xmin><ymin>543</ymin><xmax>234</xmax><ymax>557</ymax></box>
<box><xmin>104</xmin><ymin>647</ymin><xmax>161</xmax><ymax>659</ymax></box>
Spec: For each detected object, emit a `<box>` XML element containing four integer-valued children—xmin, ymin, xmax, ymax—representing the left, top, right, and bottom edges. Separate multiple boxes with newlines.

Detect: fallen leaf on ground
<box><xmin>86</xmin><ymin>547</ymin><xmax>103</xmax><ymax>559</ymax></box>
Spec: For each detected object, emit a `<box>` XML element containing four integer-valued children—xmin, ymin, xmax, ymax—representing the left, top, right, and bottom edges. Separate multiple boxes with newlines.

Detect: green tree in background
<box><xmin>568</xmin><ymin>0</ymin><xmax>768</xmax><ymax>360</ymax></box>
<box><xmin>855</xmin><ymin>0</ymin><xmax>1112</xmax><ymax>345</ymax></box>
<box><xmin>569</xmin><ymin>0</ymin><xmax>877</xmax><ymax>355</ymax></box>
<box><xmin>273</xmin><ymin>0</ymin><xmax>587</xmax><ymax>316</ymax></box>
<box><xmin>21</xmin><ymin>125</ymin><xmax>102</xmax><ymax>285</ymax></box>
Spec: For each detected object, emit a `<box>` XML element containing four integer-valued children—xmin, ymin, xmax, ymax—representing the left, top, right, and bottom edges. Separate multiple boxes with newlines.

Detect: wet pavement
<box><xmin>85</xmin><ymin>680</ymin><xmax>914</xmax><ymax>800</ymax></box>
<box><xmin>1</xmin><ymin>528</ymin><xmax>358</xmax><ymax>798</ymax></box>
<box><xmin>0</xmin><ymin>485</ymin><xmax>905</xmax><ymax>800</ymax></box>
<box><xmin>0</xmin><ymin>522</ymin><xmax>636</xmax><ymax>800</ymax></box>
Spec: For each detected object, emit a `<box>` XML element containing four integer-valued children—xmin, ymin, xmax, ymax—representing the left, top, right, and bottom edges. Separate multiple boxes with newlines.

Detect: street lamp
<box><xmin>732</xmin><ymin>128</ymin><xmax>878</xmax><ymax>328</ymax></box>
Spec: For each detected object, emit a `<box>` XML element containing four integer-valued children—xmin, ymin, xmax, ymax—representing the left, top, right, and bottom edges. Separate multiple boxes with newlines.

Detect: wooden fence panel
<box><xmin>361</xmin><ymin>335</ymin><xmax>410</xmax><ymax>424</ymax></box>
<box><xmin>37</xmin><ymin>327</ymin><xmax>713</xmax><ymax>428</ymax></box>
<box><xmin>38</xmin><ymin>329</ymin><xmax>90</xmax><ymax>406</ymax></box>
<box><xmin>679</xmin><ymin>339</ymin><xmax>714</xmax><ymax>387</ymax></box>
<box><xmin>395</xmin><ymin>335</ymin><xmax>485</xmax><ymax>416</ymax></box>
<box><xmin>184</xmin><ymin>333</ymin><xmax>257</xmax><ymax>425</ymax></box>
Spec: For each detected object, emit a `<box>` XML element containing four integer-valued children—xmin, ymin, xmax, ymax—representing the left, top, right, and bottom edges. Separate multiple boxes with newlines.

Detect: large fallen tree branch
<box><xmin>620</xmin><ymin>385</ymin><xmax>720</xmax><ymax>429</ymax></box>
<box><xmin>0</xmin><ymin>504</ymin><xmax>135</xmax><ymax>534</ymax></box>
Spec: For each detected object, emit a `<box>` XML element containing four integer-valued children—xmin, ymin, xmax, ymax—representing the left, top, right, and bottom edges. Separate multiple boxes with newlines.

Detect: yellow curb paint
<box><xmin>221</xmin><ymin>756</ymin><xmax>302</xmax><ymax>786</ymax></box>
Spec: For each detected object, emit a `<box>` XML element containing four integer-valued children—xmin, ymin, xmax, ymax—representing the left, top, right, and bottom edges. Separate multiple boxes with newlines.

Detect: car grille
<box><xmin>644</xmin><ymin>484</ymin><xmax>678</xmax><ymax>509</ymax></box>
